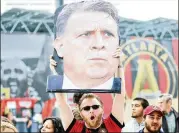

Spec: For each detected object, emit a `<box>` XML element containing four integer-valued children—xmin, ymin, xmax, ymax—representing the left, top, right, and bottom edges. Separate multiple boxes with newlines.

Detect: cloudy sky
<box><xmin>1</xmin><ymin>0</ymin><xmax>178</xmax><ymax>20</ymax></box>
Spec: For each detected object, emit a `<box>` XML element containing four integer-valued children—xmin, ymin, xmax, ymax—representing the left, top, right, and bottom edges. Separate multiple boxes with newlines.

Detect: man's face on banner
<box><xmin>1</xmin><ymin>59</ymin><xmax>28</xmax><ymax>97</ymax></box>
<box><xmin>59</xmin><ymin>11</ymin><xmax>119</xmax><ymax>80</ymax></box>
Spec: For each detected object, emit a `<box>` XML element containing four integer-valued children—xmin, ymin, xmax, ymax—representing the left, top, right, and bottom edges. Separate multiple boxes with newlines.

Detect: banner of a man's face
<box><xmin>46</xmin><ymin>2</ymin><xmax>122</xmax><ymax>93</ymax></box>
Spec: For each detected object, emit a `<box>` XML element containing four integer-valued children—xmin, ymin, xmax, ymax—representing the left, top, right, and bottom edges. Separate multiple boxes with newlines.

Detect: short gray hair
<box><xmin>159</xmin><ymin>93</ymin><xmax>173</xmax><ymax>103</ymax></box>
<box><xmin>55</xmin><ymin>0</ymin><xmax>120</xmax><ymax>37</ymax></box>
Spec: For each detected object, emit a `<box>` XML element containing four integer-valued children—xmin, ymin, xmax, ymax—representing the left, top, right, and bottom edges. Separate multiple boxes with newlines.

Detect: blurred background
<box><xmin>1</xmin><ymin>0</ymin><xmax>178</xmax><ymax>132</ymax></box>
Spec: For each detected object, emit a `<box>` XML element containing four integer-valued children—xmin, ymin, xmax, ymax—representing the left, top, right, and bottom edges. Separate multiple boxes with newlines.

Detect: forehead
<box><xmin>2</xmin><ymin>60</ymin><xmax>27</xmax><ymax>70</ymax></box>
<box><xmin>158</xmin><ymin>98</ymin><xmax>165</xmax><ymax>103</ymax></box>
<box><xmin>44</xmin><ymin>119</ymin><xmax>53</xmax><ymax>125</ymax></box>
<box><xmin>80</xmin><ymin>97</ymin><xmax>101</xmax><ymax>107</ymax></box>
<box><xmin>65</xmin><ymin>11</ymin><xmax>118</xmax><ymax>34</ymax></box>
<box><xmin>132</xmin><ymin>100</ymin><xmax>142</xmax><ymax>105</ymax></box>
<box><xmin>147</xmin><ymin>111</ymin><xmax>162</xmax><ymax>117</ymax></box>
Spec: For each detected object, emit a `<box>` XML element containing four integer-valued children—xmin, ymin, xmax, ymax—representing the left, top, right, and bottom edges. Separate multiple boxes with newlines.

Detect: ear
<box><xmin>53</xmin><ymin>37</ymin><xmax>64</xmax><ymax>58</ymax></box>
<box><xmin>168</xmin><ymin>99</ymin><xmax>172</xmax><ymax>105</ymax></box>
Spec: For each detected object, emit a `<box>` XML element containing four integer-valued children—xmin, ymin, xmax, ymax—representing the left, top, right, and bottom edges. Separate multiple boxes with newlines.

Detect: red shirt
<box><xmin>66</xmin><ymin>114</ymin><xmax>124</xmax><ymax>133</ymax></box>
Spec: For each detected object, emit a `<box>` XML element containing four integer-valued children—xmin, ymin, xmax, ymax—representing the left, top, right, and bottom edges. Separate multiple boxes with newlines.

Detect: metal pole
<box><xmin>55</xmin><ymin>0</ymin><xmax>64</xmax><ymax>8</ymax></box>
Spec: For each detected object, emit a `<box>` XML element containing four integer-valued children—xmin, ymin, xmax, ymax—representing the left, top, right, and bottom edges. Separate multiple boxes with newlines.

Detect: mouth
<box><xmin>10</xmin><ymin>86</ymin><xmax>18</xmax><ymax>93</ymax></box>
<box><xmin>132</xmin><ymin>111</ymin><xmax>136</xmax><ymax>114</ymax></box>
<box><xmin>9</xmin><ymin>81</ymin><xmax>17</xmax><ymax>86</ymax></box>
<box><xmin>89</xmin><ymin>58</ymin><xmax>106</xmax><ymax>61</ymax></box>
<box><xmin>152</xmin><ymin>124</ymin><xmax>159</xmax><ymax>128</ymax></box>
<box><xmin>90</xmin><ymin>116</ymin><xmax>95</xmax><ymax>120</ymax></box>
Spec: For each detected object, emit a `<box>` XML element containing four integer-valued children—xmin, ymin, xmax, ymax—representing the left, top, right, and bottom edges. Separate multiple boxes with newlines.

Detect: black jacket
<box><xmin>162</xmin><ymin>107</ymin><xmax>179</xmax><ymax>133</ymax></box>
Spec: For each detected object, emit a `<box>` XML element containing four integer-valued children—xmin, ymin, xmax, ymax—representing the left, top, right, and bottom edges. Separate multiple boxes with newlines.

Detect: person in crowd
<box><xmin>158</xmin><ymin>93</ymin><xmax>179</xmax><ymax>132</ymax></box>
<box><xmin>73</xmin><ymin>93</ymin><xmax>85</xmax><ymax>106</ymax></box>
<box><xmin>55</xmin><ymin>66</ymin><xmax>125</xmax><ymax>132</ymax></box>
<box><xmin>1</xmin><ymin>58</ymin><xmax>40</xmax><ymax>98</ymax></box>
<box><xmin>39</xmin><ymin>117</ymin><xmax>64</xmax><ymax>133</ymax></box>
<box><xmin>53</xmin><ymin>0</ymin><xmax>125</xmax><ymax>132</ymax></box>
<box><xmin>2</xmin><ymin>107</ymin><xmax>16</xmax><ymax>125</ymax></box>
<box><xmin>122</xmin><ymin>97</ymin><xmax>149</xmax><ymax>132</ymax></box>
<box><xmin>1</xmin><ymin>116</ymin><xmax>18</xmax><ymax>133</ymax></box>
<box><xmin>139</xmin><ymin>105</ymin><xmax>164</xmax><ymax>133</ymax></box>
<box><xmin>25</xmin><ymin>110</ymin><xmax>32</xmax><ymax>133</ymax></box>
<box><xmin>1</xmin><ymin>58</ymin><xmax>29</xmax><ymax>98</ymax></box>
<box><xmin>72</xmin><ymin>93</ymin><xmax>84</xmax><ymax>120</ymax></box>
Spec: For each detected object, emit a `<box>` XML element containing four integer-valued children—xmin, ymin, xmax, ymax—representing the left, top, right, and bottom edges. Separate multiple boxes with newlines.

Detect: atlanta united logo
<box><xmin>121</xmin><ymin>38</ymin><xmax>178</xmax><ymax>99</ymax></box>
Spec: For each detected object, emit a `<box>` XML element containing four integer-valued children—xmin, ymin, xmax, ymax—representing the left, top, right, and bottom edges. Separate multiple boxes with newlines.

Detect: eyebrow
<box><xmin>78</xmin><ymin>28</ymin><xmax>116</xmax><ymax>36</ymax></box>
<box><xmin>132</xmin><ymin>104</ymin><xmax>140</xmax><ymax>106</ymax></box>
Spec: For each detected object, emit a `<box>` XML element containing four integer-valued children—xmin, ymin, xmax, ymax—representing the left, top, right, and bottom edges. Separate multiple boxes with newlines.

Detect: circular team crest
<box><xmin>120</xmin><ymin>38</ymin><xmax>178</xmax><ymax>99</ymax></box>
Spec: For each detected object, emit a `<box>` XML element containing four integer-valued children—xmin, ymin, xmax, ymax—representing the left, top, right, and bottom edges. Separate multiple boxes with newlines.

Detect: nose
<box><xmin>153</xmin><ymin>118</ymin><xmax>159</xmax><ymax>123</ymax></box>
<box><xmin>41</xmin><ymin>127</ymin><xmax>45</xmax><ymax>132</ymax></box>
<box><xmin>132</xmin><ymin>106</ymin><xmax>135</xmax><ymax>110</ymax></box>
<box><xmin>89</xmin><ymin>107</ymin><xmax>94</xmax><ymax>113</ymax></box>
<box><xmin>90</xmin><ymin>31</ymin><xmax>105</xmax><ymax>50</ymax></box>
<box><xmin>10</xmin><ymin>70</ymin><xmax>17</xmax><ymax>79</ymax></box>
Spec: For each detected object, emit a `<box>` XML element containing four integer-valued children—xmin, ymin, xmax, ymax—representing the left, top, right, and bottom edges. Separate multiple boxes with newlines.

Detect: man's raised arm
<box><xmin>49</xmin><ymin>56</ymin><xmax>74</xmax><ymax>130</ymax></box>
<box><xmin>55</xmin><ymin>93</ymin><xmax>74</xmax><ymax>131</ymax></box>
<box><xmin>111</xmin><ymin>67</ymin><xmax>125</xmax><ymax>124</ymax></box>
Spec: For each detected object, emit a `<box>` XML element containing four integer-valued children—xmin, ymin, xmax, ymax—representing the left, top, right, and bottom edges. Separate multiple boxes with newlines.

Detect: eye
<box><xmin>79</xmin><ymin>32</ymin><xmax>91</xmax><ymax>37</ymax></box>
<box><xmin>103</xmin><ymin>31</ymin><xmax>114</xmax><ymax>37</ymax></box>
<box><xmin>150</xmin><ymin>116</ymin><xmax>154</xmax><ymax>120</ymax></box>
<box><xmin>4</xmin><ymin>69</ymin><xmax>11</xmax><ymax>74</ymax></box>
<box><xmin>15</xmin><ymin>69</ymin><xmax>23</xmax><ymax>74</ymax></box>
<box><xmin>157</xmin><ymin>117</ymin><xmax>161</xmax><ymax>120</ymax></box>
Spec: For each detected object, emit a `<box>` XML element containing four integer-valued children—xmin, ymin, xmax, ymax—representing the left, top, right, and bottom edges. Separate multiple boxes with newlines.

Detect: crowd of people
<box><xmin>1</xmin><ymin>0</ymin><xmax>178</xmax><ymax>133</ymax></box>
<box><xmin>1</xmin><ymin>93</ymin><xmax>178</xmax><ymax>133</ymax></box>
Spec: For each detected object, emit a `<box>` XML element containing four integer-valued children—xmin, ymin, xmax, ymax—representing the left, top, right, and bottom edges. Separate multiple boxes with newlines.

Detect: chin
<box><xmin>131</xmin><ymin>115</ymin><xmax>137</xmax><ymax>118</ymax></box>
<box><xmin>86</xmin><ymin>68</ymin><xmax>110</xmax><ymax>79</ymax></box>
<box><xmin>151</xmin><ymin>129</ymin><xmax>160</xmax><ymax>133</ymax></box>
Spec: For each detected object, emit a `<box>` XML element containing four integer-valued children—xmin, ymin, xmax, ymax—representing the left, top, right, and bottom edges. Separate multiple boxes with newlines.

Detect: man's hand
<box><xmin>113</xmin><ymin>47</ymin><xmax>123</xmax><ymax>68</ymax></box>
<box><xmin>49</xmin><ymin>55</ymin><xmax>58</xmax><ymax>75</ymax></box>
<box><xmin>112</xmin><ymin>46</ymin><xmax>120</xmax><ymax>58</ymax></box>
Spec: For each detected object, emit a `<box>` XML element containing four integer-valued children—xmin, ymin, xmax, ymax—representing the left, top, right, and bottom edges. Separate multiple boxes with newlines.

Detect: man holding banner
<box><xmin>52</xmin><ymin>0</ymin><xmax>125</xmax><ymax>132</ymax></box>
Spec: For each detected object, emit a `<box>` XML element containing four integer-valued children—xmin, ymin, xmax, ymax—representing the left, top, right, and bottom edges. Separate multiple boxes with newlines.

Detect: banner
<box><xmin>1</xmin><ymin>33</ymin><xmax>53</xmax><ymax>101</ymax></box>
<box><xmin>121</xmin><ymin>38</ymin><xmax>178</xmax><ymax>99</ymax></box>
<box><xmin>1</xmin><ymin>98</ymin><xmax>37</xmax><ymax>117</ymax></box>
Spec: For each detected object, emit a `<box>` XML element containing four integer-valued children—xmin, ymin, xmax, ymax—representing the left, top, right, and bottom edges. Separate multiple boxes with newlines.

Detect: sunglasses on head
<box><xmin>81</xmin><ymin>105</ymin><xmax>100</xmax><ymax>111</ymax></box>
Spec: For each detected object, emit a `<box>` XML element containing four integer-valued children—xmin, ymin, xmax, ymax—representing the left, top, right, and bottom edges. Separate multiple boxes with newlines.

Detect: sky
<box><xmin>1</xmin><ymin>0</ymin><xmax>178</xmax><ymax>21</ymax></box>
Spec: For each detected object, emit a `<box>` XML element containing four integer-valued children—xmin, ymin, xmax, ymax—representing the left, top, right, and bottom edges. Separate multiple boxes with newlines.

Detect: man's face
<box><xmin>157</xmin><ymin>99</ymin><xmax>168</xmax><ymax>113</ymax></box>
<box><xmin>131</xmin><ymin>100</ymin><xmax>144</xmax><ymax>118</ymax></box>
<box><xmin>80</xmin><ymin>98</ymin><xmax>104</xmax><ymax>128</ymax></box>
<box><xmin>1</xmin><ymin>59</ymin><xmax>28</xmax><ymax>97</ymax></box>
<box><xmin>145</xmin><ymin>112</ymin><xmax>162</xmax><ymax>133</ymax></box>
<box><xmin>59</xmin><ymin>11</ymin><xmax>119</xmax><ymax>80</ymax></box>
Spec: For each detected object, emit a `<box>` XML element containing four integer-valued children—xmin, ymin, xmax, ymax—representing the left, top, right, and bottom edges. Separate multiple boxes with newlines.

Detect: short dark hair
<box><xmin>78</xmin><ymin>93</ymin><xmax>103</xmax><ymax>108</ymax></box>
<box><xmin>73</xmin><ymin>93</ymin><xmax>84</xmax><ymax>105</ymax></box>
<box><xmin>56</xmin><ymin>0</ymin><xmax>120</xmax><ymax>37</ymax></box>
<box><xmin>133</xmin><ymin>97</ymin><xmax>149</xmax><ymax>109</ymax></box>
